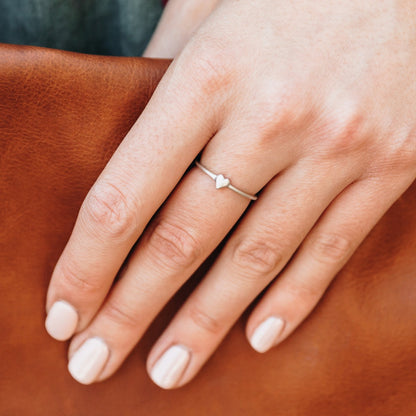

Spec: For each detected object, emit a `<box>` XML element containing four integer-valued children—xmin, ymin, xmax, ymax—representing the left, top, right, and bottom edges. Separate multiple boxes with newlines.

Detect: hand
<box><xmin>44</xmin><ymin>0</ymin><xmax>416</xmax><ymax>389</ymax></box>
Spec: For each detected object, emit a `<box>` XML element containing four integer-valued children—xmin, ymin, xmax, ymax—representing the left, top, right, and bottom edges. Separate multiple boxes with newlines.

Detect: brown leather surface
<box><xmin>0</xmin><ymin>43</ymin><xmax>415</xmax><ymax>416</ymax></box>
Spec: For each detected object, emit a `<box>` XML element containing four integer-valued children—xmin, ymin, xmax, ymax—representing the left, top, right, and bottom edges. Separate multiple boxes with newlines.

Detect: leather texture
<box><xmin>0</xmin><ymin>43</ymin><xmax>415</xmax><ymax>416</ymax></box>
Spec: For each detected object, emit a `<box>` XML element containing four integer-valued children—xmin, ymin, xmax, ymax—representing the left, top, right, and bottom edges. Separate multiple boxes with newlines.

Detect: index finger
<box><xmin>44</xmin><ymin>49</ymin><xmax>223</xmax><ymax>340</ymax></box>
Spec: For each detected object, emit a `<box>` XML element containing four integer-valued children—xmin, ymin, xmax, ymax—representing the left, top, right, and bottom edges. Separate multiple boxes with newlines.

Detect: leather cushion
<box><xmin>0</xmin><ymin>44</ymin><xmax>415</xmax><ymax>416</ymax></box>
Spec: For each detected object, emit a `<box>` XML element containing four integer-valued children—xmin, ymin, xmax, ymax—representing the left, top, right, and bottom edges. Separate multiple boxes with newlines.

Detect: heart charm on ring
<box><xmin>215</xmin><ymin>174</ymin><xmax>230</xmax><ymax>189</ymax></box>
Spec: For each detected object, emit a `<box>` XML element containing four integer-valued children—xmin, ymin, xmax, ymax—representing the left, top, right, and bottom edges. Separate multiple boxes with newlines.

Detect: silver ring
<box><xmin>195</xmin><ymin>161</ymin><xmax>258</xmax><ymax>201</ymax></box>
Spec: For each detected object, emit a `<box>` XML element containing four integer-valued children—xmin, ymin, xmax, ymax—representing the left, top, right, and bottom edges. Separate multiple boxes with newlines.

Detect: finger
<box><xmin>44</xmin><ymin>43</ymin><xmax>223</xmax><ymax>341</ymax></box>
<box><xmin>246</xmin><ymin>172</ymin><xmax>416</xmax><ymax>353</ymax></box>
<box><xmin>145</xmin><ymin>157</ymin><xmax>355</xmax><ymax>389</ymax></box>
<box><xmin>143</xmin><ymin>0</ymin><xmax>220</xmax><ymax>58</ymax></box>
<box><xmin>64</xmin><ymin>124</ymin><xmax>288</xmax><ymax>384</ymax></box>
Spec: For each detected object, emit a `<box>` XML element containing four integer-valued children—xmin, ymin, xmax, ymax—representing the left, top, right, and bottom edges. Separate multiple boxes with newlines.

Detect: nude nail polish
<box><xmin>45</xmin><ymin>300</ymin><xmax>78</xmax><ymax>341</ymax></box>
<box><xmin>68</xmin><ymin>337</ymin><xmax>110</xmax><ymax>385</ymax></box>
<box><xmin>249</xmin><ymin>316</ymin><xmax>285</xmax><ymax>353</ymax></box>
<box><xmin>150</xmin><ymin>345</ymin><xmax>191</xmax><ymax>389</ymax></box>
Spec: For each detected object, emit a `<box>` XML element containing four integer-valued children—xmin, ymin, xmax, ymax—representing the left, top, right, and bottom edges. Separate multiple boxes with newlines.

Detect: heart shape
<box><xmin>215</xmin><ymin>174</ymin><xmax>230</xmax><ymax>189</ymax></box>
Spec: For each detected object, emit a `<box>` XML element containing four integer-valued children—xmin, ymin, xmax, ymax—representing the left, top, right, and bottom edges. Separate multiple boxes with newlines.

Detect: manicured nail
<box><xmin>68</xmin><ymin>337</ymin><xmax>110</xmax><ymax>384</ymax></box>
<box><xmin>249</xmin><ymin>316</ymin><xmax>285</xmax><ymax>353</ymax></box>
<box><xmin>150</xmin><ymin>345</ymin><xmax>191</xmax><ymax>389</ymax></box>
<box><xmin>45</xmin><ymin>300</ymin><xmax>78</xmax><ymax>341</ymax></box>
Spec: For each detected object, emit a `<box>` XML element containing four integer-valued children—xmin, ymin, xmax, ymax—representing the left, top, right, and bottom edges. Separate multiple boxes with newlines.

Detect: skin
<box><xmin>45</xmin><ymin>0</ymin><xmax>416</xmax><ymax>389</ymax></box>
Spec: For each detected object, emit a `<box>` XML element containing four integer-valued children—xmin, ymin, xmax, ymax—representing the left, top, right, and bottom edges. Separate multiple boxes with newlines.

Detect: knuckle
<box><xmin>250</xmin><ymin>84</ymin><xmax>304</xmax><ymax>147</ymax></box>
<box><xmin>146</xmin><ymin>220</ymin><xmax>201</xmax><ymax>270</ymax></box>
<box><xmin>102</xmin><ymin>300</ymin><xmax>140</xmax><ymax>329</ymax></box>
<box><xmin>381</xmin><ymin>128</ymin><xmax>416</xmax><ymax>174</ymax></box>
<box><xmin>285</xmin><ymin>276</ymin><xmax>323</xmax><ymax>301</ymax></box>
<box><xmin>309</xmin><ymin>232</ymin><xmax>352</xmax><ymax>265</ymax></box>
<box><xmin>187</xmin><ymin>304</ymin><xmax>223</xmax><ymax>335</ymax></box>
<box><xmin>57</xmin><ymin>259</ymin><xmax>101</xmax><ymax>295</ymax></box>
<box><xmin>232</xmin><ymin>238</ymin><xmax>282</xmax><ymax>276</ymax></box>
<box><xmin>187</xmin><ymin>36</ymin><xmax>231</xmax><ymax>96</ymax></box>
<box><xmin>81</xmin><ymin>181</ymin><xmax>138</xmax><ymax>240</ymax></box>
<box><xmin>318</xmin><ymin>102</ymin><xmax>368</xmax><ymax>157</ymax></box>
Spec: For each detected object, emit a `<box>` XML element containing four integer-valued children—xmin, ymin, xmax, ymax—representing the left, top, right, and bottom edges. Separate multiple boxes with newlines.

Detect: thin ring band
<box><xmin>195</xmin><ymin>161</ymin><xmax>258</xmax><ymax>201</ymax></box>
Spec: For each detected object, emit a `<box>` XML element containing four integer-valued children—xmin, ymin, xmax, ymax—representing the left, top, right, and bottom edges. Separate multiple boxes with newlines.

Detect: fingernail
<box><xmin>68</xmin><ymin>337</ymin><xmax>110</xmax><ymax>384</ymax></box>
<box><xmin>249</xmin><ymin>316</ymin><xmax>285</xmax><ymax>353</ymax></box>
<box><xmin>45</xmin><ymin>300</ymin><xmax>78</xmax><ymax>341</ymax></box>
<box><xmin>150</xmin><ymin>345</ymin><xmax>191</xmax><ymax>389</ymax></box>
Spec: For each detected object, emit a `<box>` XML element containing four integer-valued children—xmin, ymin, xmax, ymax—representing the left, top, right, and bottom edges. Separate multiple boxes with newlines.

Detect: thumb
<box><xmin>143</xmin><ymin>0</ymin><xmax>220</xmax><ymax>58</ymax></box>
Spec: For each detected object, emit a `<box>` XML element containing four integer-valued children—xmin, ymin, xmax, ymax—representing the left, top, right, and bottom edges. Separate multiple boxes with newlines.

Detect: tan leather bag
<box><xmin>1</xmin><ymin>43</ymin><xmax>415</xmax><ymax>416</ymax></box>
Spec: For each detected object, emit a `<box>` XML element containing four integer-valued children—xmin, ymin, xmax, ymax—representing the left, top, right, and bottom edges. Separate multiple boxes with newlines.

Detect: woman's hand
<box><xmin>44</xmin><ymin>0</ymin><xmax>416</xmax><ymax>389</ymax></box>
